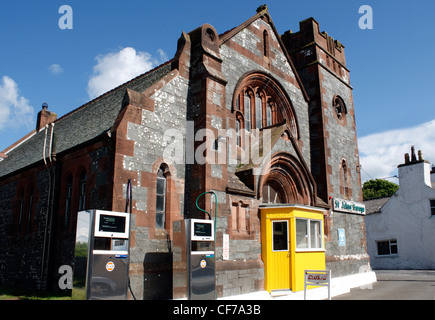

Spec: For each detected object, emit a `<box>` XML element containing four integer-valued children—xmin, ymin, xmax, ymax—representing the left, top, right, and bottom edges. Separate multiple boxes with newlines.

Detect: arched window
<box><xmin>233</xmin><ymin>73</ymin><xmax>299</xmax><ymax>139</ymax></box>
<box><xmin>255</xmin><ymin>93</ymin><xmax>263</xmax><ymax>129</ymax></box>
<box><xmin>262</xmin><ymin>181</ymin><xmax>284</xmax><ymax>204</ymax></box>
<box><xmin>341</xmin><ymin>159</ymin><xmax>350</xmax><ymax>198</ymax></box>
<box><xmin>244</xmin><ymin>92</ymin><xmax>251</xmax><ymax>132</ymax></box>
<box><xmin>263</xmin><ymin>30</ymin><xmax>269</xmax><ymax>57</ymax></box>
<box><xmin>266</xmin><ymin>101</ymin><xmax>273</xmax><ymax>127</ymax></box>
<box><xmin>236</xmin><ymin>119</ymin><xmax>241</xmax><ymax>147</ymax></box>
<box><xmin>333</xmin><ymin>95</ymin><xmax>347</xmax><ymax>120</ymax></box>
<box><xmin>156</xmin><ymin>167</ymin><xmax>167</xmax><ymax>229</ymax></box>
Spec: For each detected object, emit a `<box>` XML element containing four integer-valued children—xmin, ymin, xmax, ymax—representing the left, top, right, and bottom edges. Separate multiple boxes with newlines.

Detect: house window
<box><xmin>295</xmin><ymin>218</ymin><xmax>323</xmax><ymax>250</ymax></box>
<box><xmin>156</xmin><ymin>168</ymin><xmax>167</xmax><ymax>229</ymax></box>
<box><xmin>78</xmin><ymin>171</ymin><xmax>87</xmax><ymax>211</ymax></box>
<box><xmin>430</xmin><ymin>200</ymin><xmax>435</xmax><ymax>216</ymax></box>
<box><xmin>377</xmin><ymin>239</ymin><xmax>398</xmax><ymax>256</ymax></box>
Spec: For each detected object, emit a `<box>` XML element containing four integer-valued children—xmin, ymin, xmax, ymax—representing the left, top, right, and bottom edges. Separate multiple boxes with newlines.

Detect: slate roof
<box><xmin>364</xmin><ymin>196</ymin><xmax>391</xmax><ymax>215</ymax></box>
<box><xmin>0</xmin><ymin>61</ymin><xmax>173</xmax><ymax>179</ymax></box>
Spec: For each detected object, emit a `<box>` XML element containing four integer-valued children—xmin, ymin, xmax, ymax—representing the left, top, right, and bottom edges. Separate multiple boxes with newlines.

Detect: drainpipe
<box><xmin>40</xmin><ymin>123</ymin><xmax>55</xmax><ymax>289</ymax></box>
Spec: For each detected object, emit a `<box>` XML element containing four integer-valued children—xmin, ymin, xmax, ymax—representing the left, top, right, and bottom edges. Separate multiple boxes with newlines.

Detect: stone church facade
<box><xmin>0</xmin><ymin>6</ymin><xmax>369</xmax><ymax>298</ymax></box>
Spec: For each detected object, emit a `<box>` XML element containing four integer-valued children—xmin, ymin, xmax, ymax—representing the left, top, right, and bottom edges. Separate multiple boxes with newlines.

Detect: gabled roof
<box><xmin>364</xmin><ymin>196</ymin><xmax>391</xmax><ymax>215</ymax></box>
<box><xmin>0</xmin><ymin>60</ymin><xmax>174</xmax><ymax>179</ymax></box>
<box><xmin>218</xmin><ymin>5</ymin><xmax>310</xmax><ymax>103</ymax></box>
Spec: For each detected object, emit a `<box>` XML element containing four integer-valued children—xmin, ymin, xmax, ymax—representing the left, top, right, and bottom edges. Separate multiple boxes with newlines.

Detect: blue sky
<box><xmin>0</xmin><ymin>0</ymin><xmax>434</xmax><ymax>183</ymax></box>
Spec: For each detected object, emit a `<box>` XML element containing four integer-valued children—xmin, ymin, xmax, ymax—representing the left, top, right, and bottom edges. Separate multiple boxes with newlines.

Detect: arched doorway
<box><xmin>259</xmin><ymin>152</ymin><xmax>315</xmax><ymax>206</ymax></box>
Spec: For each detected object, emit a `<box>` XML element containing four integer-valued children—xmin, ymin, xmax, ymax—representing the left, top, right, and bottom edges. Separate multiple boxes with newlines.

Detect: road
<box><xmin>333</xmin><ymin>270</ymin><xmax>435</xmax><ymax>300</ymax></box>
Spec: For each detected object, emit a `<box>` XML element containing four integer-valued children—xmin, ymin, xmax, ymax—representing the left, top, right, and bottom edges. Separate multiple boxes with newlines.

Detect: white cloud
<box><xmin>87</xmin><ymin>47</ymin><xmax>166</xmax><ymax>99</ymax></box>
<box><xmin>358</xmin><ymin>119</ymin><xmax>435</xmax><ymax>182</ymax></box>
<box><xmin>0</xmin><ymin>76</ymin><xmax>34</xmax><ymax>131</ymax></box>
<box><xmin>48</xmin><ymin>64</ymin><xmax>64</xmax><ymax>75</ymax></box>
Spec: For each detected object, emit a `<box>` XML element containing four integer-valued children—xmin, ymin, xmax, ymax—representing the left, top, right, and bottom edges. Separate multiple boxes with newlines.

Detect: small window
<box><xmin>377</xmin><ymin>239</ymin><xmax>398</xmax><ymax>256</ymax></box>
<box><xmin>333</xmin><ymin>96</ymin><xmax>347</xmax><ymax>120</ymax></box>
<box><xmin>266</xmin><ymin>102</ymin><xmax>272</xmax><ymax>127</ymax></box>
<box><xmin>244</xmin><ymin>92</ymin><xmax>251</xmax><ymax>132</ymax></box>
<box><xmin>296</xmin><ymin>218</ymin><xmax>323</xmax><ymax>250</ymax></box>
<box><xmin>255</xmin><ymin>93</ymin><xmax>262</xmax><ymax>129</ymax></box>
<box><xmin>272</xmin><ymin>221</ymin><xmax>288</xmax><ymax>251</ymax></box>
<box><xmin>236</xmin><ymin>119</ymin><xmax>241</xmax><ymax>147</ymax></box>
<box><xmin>263</xmin><ymin>30</ymin><xmax>269</xmax><ymax>57</ymax></box>
<box><xmin>156</xmin><ymin>168</ymin><xmax>167</xmax><ymax>229</ymax></box>
<box><xmin>430</xmin><ymin>200</ymin><xmax>435</xmax><ymax>216</ymax></box>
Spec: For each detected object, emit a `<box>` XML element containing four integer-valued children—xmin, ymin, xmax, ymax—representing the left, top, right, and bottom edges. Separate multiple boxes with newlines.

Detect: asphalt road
<box><xmin>333</xmin><ymin>270</ymin><xmax>435</xmax><ymax>300</ymax></box>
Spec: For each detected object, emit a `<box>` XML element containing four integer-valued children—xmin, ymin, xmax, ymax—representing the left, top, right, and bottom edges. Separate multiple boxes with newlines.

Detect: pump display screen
<box><xmin>99</xmin><ymin>215</ymin><xmax>126</xmax><ymax>233</ymax></box>
<box><xmin>194</xmin><ymin>222</ymin><xmax>212</xmax><ymax>237</ymax></box>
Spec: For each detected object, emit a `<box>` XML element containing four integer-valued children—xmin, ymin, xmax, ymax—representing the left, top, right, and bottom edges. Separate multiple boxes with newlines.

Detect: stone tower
<box><xmin>282</xmin><ymin>18</ymin><xmax>368</xmax><ymax>277</ymax></box>
<box><xmin>282</xmin><ymin>17</ymin><xmax>362</xmax><ymax>204</ymax></box>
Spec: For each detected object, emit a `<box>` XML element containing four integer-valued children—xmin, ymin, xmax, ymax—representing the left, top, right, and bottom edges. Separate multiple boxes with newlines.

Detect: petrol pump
<box><xmin>186</xmin><ymin>218</ymin><xmax>216</xmax><ymax>300</ymax></box>
<box><xmin>72</xmin><ymin>210</ymin><xmax>130</xmax><ymax>300</ymax></box>
<box><xmin>184</xmin><ymin>191</ymin><xmax>217</xmax><ymax>300</ymax></box>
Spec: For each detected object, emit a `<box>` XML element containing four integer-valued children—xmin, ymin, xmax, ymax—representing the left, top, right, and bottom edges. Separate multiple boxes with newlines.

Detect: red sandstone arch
<box><xmin>258</xmin><ymin>152</ymin><xmax>315</xmax><ymax>206</ymax></box>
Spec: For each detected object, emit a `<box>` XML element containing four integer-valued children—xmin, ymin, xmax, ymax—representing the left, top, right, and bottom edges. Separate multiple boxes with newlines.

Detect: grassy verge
<box><xmin>0</xmin><ymin>287</ymin><xmax>71</xmax><ymax>300</ymax></box>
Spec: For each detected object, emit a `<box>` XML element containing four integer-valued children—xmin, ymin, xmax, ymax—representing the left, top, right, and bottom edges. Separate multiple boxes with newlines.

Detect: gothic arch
<box><xmin>258</xmin><ymin>152</ymin><xmax>315</xmax><ymax>206</ymax></box>
<box><xmin>232</xmin><ymin>71</ymin><xmax>300</xmax><ymax>139</ymax></box>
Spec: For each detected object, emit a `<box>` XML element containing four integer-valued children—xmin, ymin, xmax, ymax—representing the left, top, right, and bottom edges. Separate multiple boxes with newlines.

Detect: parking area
<box><xmin>333</xmin><ymin>270</ymin><xmax>435</xmax><ymax>300</ymax></box>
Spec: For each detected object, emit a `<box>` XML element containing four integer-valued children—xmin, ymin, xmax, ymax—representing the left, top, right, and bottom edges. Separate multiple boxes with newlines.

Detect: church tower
<box><xmin>282</xmin><ymin>18</ymin><xmax>367</xmax><ymax>278</ymax></box>
<box><xmin>282</xmin><ymin>17</ymin><xmax>362</xmax><ymax>205</ymax></box>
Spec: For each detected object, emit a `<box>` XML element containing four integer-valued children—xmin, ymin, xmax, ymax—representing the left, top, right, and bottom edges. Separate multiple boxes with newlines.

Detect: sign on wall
<box><xmin>333</xmin><ymin>198</ymin><xmax>366</xmax><ymax>215</ymax></box>
<box><xmin>223</xmin><ymin>234</ymin><xmax>229</xmax><ymax>261</ymax></box>
<box><xmin>338</xmin><ymin>228</ymin><xmax>346</xmax><ymax>246</ymax></box>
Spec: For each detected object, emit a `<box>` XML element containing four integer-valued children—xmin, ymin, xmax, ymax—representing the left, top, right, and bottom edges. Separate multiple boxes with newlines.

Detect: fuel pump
<box><xmin>186</xmin><ymin>219</ymin><xmax>216</xmax><ymax>300</ymax></box>
<box><xmin>72</xmin><ymin>210</ymin><xmax>130</xmax><ymax>300</ymax></box>
<box><xmin>185</xmin><ymin>191</ymin><xmax>217</xmax><ymax>300</ymax></box>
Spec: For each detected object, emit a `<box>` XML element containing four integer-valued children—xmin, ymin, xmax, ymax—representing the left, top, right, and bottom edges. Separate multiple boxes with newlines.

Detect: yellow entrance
<box><xmin>261</xmin><ymin>205</ymin><xmax>326</xmax><ymax>293</ymax></box>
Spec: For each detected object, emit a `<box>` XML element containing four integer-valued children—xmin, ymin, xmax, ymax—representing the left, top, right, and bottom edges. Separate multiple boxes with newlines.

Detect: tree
<box><xmin>362</xmin><ymin>179</ymin><xmax>399</xmax><ymax>200</ymax></box>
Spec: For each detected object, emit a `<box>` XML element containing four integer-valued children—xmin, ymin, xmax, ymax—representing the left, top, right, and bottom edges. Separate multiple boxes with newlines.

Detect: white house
<box><xmin>365</xmin><ymin>147</ymin><xmax>435</xmax><ymax>270</ymax></box>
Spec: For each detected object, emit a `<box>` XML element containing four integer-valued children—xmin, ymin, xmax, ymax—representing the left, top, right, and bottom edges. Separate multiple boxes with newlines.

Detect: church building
<box><xmin>0</xmin><ymin>5</ymin><xmax>372</xmax><ymax>298</ymax></box>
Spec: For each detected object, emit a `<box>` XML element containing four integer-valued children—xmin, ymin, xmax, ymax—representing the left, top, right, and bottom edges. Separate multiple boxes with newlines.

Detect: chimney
<box><xmin>36</xmin><ymin>103</ymin><xmax>57</xmax><ymax>131</ymax></box>
<box><xmin>398</xmin><ymin>146</ymin><xmax>432</xmax><ymax>190</ymax></box>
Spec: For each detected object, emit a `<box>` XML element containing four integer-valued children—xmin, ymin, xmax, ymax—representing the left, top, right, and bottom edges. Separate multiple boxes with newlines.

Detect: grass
<box><xmin>0</xmin><ymin>287</ymin><xmax>71</xmax><ymax>300</ymax></box>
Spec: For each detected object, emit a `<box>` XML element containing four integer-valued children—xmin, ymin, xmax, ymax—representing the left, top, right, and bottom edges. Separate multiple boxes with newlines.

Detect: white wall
<box><xmin>366</xmin><ymin>160</ymin><xmax>435</xmax><ymax>269</ymax></box>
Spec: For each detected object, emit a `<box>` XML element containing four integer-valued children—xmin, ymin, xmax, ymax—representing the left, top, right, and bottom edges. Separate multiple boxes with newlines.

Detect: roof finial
<box><xmin>256</xmin><ymin>4</ymin><xmax>268</xmax><ymax>14</ymax></box>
